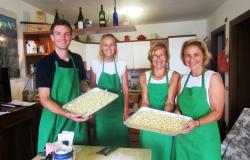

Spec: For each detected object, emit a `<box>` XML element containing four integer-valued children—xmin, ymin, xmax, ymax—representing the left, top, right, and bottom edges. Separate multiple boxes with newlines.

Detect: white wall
<box><xmin>82</xmin><ymin>19</ymin><xmax>207</xmax><ymax>42</ymax></box>
<box><xmin>207</xmin><ymin>0</ymin><xmax>250</xmax><ymax>124</ymax></box>
<box><xmin>0</xmin><ymin>0</ymin><xmax>53</xmax><ymax>100</ymax></box>
<box><xmin>69</xmin><ymin>40</ymin><xmax>86</xmax><ymax>60</ymax></box>
<box><xmin>208</xmin><ymin>0</ymin><xmax>250</xmax><ymax>35</ymax></box>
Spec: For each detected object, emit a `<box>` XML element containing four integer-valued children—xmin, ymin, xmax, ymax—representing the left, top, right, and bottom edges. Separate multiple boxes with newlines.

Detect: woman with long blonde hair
<box><xmin>90</xmin><ymin>34</ymin><xmax>129</xmax><ymax>147</ymax></box>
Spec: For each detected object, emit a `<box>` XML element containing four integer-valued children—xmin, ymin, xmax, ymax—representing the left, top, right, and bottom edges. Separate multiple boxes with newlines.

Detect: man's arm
<box><xmin>38</xmin><ymin>87</ymin><xmax>91</xmax><ymax>122</ymax></box>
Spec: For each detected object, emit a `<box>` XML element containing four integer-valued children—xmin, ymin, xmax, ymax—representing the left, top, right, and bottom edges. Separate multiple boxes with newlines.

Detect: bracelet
<box><xmin>196</xmin><ymin>120</ymin><xmax>200</xmax><ymax>127</ymax></box>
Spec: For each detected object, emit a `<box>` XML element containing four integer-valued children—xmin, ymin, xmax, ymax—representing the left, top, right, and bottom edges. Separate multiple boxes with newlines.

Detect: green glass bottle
<box><xmin>53</xmin><ymin>9</ymin><xmax>59</xmax><ymax>23</ymax></box>
<box><xmin>99</xmin><ymin>4</ymin><xmax>106</xmax><ymax>27</ymax></box>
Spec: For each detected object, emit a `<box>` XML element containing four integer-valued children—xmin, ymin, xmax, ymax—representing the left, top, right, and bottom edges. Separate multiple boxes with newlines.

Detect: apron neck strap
<box><xmin>69</xmin><ymin>55</ymin><xmax>77</xmax><ymax>69</ymax></box>
<box><xmin>55</xmin><ymin>61</ymin><xmax>59</xmax><ymax>68</ymax></box>
<box><xmin>54</xmin><ymin>54</ymin><xmax>77</xmax><ymax>69</ymax></box>
<box><xmin>102</xmin><ymin>59</ymin><xmax>118</xmax><ymax>74</ymax></box>
<box><xmin>184</xmin><ymin>70</ymin><xmax>205</xmax><ymax>88</ymax></box>
<box><xmin>148</xmin><ymin>70</ymin><xmax>168</xmax><ymax>84</ymax></box>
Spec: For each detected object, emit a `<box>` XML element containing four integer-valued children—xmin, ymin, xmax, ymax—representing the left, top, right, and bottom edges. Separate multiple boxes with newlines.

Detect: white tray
<box><xmin>124</xmin><ymin>107</ymin><xmax>192</xmax><ymax>136</ymax></box>
<box><xmin>63</xmin><ymin>88</ymin><xmax>118</xmax><ymax>116</ymax></box>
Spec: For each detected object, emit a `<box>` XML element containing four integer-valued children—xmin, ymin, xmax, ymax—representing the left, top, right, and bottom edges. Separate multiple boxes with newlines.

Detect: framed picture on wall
<box><xmin>0</xmin><ymin>8</ymin><xmax>19</xmax><ymax>78</ymax></box>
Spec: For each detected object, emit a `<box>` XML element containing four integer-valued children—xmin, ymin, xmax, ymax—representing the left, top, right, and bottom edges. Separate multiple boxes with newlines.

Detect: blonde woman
<box><xmin>172</xmin><ymin>39</ymin><xmax>224</xmax><ymax>160</ymax></box>
<box><xmin>139</xmin><ymin>43</ymin><xmax>180</xmax><ymax>160</ymax></box>
<box><xmin>90</xmin><ymin>34</ymin><xmax>129</xmax><ymax>147</ymax></box>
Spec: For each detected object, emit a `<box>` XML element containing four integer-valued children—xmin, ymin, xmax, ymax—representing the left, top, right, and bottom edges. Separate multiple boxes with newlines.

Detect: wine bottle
<box><xmin>99</xmin><ymin>4</ymin><xmax>106</xmax><ymax>27</ymax></box>
<box><xmin>77</xmin><ymin>7</ymin><xmax>85</xmax><ymax>29</ymax></box>
<box><xmin>53</xmin><ymin>9</ymin><xmax>59</xmax><ymax>23</ymax></box>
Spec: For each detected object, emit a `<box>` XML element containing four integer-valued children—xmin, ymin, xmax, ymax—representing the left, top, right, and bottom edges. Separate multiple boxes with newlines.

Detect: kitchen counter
<box><xmin>33</xmin><ymin>145</ymin><xmax>151</xmax><ymax>160</ymax></box>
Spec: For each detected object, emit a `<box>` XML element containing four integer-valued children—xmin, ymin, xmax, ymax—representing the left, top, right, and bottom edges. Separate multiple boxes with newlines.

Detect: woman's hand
<box><xmin>174</xmin><ymin>108</ymin><xmax>181</xmax><ymax>115</ymax></box>
<box><xmin>66</xmin><ymin>112</ymin><xmax>92</xmax><ymax>122</ymax></box>
<box><xmin>182</xmin><ymin>120</ymin><xmax>200</xmax><ymax>134</ymax></box>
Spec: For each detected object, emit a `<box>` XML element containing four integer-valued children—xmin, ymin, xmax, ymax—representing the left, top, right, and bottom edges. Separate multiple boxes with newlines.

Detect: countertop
<box><xmin>33</xmin><ymin>145</ymin><xmax>151</xmax><ymax>160</ymax></box>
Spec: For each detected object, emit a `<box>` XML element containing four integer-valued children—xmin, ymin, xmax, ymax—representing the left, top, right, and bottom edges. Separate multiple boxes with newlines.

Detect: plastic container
<box><xmin>54</xmin><ymin>146</ymin><xmax>73</xmax><ymax>160</ymax></box>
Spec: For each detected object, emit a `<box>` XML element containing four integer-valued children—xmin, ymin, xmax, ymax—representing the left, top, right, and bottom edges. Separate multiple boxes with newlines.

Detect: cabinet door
<box><xmin>117</xmin><ymin>42</ymin><xmax>134</xmax><ymax>69</ymax></box>
<box><xmin>168</xmin><ymin>36</ymin><xmax>195</xmax><ymax>75</ymax></box>
<box><xmin>84</xmin><ymin>44</ymin><xmax>99</xmax><ymax>70</ymax></box>
<box><xmin>133</xmin><ymin>41</ymin><xmax>150</xmax><ymax>69</ymax></box>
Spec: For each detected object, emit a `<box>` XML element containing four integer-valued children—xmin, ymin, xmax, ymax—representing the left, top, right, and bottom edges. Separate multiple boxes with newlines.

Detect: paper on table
<box><xmin>8</xmin><ymin>100</ymin><xmax>37</xmax><ymax>106</ymax></box>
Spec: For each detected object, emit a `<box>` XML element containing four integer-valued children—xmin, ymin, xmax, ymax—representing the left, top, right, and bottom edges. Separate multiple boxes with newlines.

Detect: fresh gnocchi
<box><xmin>63</xmin><ymin>88</ymin><xmax>118</xmax><ymax>116</ymax></box>
<box><xmin>124</xmin><ymin>107</ymin><xmax>192</xmax><ymax>135</ymax></box>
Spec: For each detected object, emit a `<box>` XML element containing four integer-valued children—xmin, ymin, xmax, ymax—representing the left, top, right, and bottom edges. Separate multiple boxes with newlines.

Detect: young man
<box><xmin>36</xmin><ymin>19</ymin><xmax>90</xmax><ymax>153</ymax></box>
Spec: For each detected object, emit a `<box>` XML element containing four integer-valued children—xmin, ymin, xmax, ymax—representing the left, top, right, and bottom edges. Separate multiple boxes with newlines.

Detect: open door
<box><xmin>229</xmin><ymin>10</ymin><xmax>250</xmax><ymax>129</ymax></box>
<box><xmin>211</xmin><ymin>25</ymin><xmax>226</xmax><ymax>140</ymax></box>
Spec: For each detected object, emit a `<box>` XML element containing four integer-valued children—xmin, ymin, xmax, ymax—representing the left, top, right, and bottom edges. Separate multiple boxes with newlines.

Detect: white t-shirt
<box><xmin>91</xmin><ymin>59</ymin><xmax>127</xmax><ymax>84</ymax></box>
<box><xmin>145</xmin><ymin>70</ymin><xmax>174</xmax><ymax>84</ymax></box>
<box><xmin>179</xmin><ymin>70</ymin><xmax>218</xmax><ymax>106</ymax></box>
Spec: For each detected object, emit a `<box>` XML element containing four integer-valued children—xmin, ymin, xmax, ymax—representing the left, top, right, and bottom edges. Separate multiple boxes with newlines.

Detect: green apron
<box><xmin>140</xmin><ymin>72</ymin><xmax>173</xmax><ymax>160</ymax></box>
<box><xmin>37</xmin><ymin>56</ymin><xmax>88</xmax><ymax>153</ymax></box>
<box><xmin>172</xmin><ymin>72</ymin><xmax>221</xmax><ymax>160</ymax></box>
<box><xmin>95</xmin><ymin>61</ymin><xmax>129</xmax><ymax>147</ymax></box>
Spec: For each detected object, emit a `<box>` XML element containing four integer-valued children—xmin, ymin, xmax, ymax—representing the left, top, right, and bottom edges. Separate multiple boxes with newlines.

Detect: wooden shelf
<box><xmin>26</xmin><ymin>53</ymin><xmax>49</xmax><ymax>56</ymax></box>
<box><xmin>23</xmin><ymin>31</ymin><xmax>51</xmax><ymax>35</ymax></box>
<box><xmin>73</xmin><ymin>25</ymin><xmax>136</xmax><ymax>35</ymax></box>
<box><xmin>21</xmin><ymin>22</ymin><xmax>136</xmax><ymax>35</ymax></box>
<box><xmin>20</xmin><ymin>21</ymin><xmax>51</xmax><ymax>25</ymax></box>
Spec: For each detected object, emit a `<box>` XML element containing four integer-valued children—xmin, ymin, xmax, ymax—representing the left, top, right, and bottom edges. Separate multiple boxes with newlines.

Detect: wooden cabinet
<box><xmin>23</xmin><ymin>31</ymin><xmax>55</xmax><ymax>75</ymax></box>
<box><xmin>0</xmin><ymin>104</ymin><xmax>42</xmax><ymax>160</ymax></box>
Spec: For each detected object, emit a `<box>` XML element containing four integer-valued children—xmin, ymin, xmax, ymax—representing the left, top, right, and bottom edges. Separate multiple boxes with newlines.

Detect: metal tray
<box><xmin>124</xmin><ymin>107</ymin><xmax>192</xmax><ymax>136</ymax></box>
<box><xmin>63</xmin><ymin>88</ymin><xmax>118</xmax><ymax>116</ymax></box>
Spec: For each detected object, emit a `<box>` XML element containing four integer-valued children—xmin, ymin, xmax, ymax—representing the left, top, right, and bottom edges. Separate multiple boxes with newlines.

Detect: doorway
<box><xmin>211</xmin><ymin>25</ymin><xmax>226</xmax><ymax>140</ymax></box>
<box><xmin>229</xmin><ymin>10</ymin><xmax>250</xmax><ymax>129</ymax></box>
<box><xmin>211</xmin><ymin>25</ymin><xmax>226</xmax><ymax>81</ymax></box>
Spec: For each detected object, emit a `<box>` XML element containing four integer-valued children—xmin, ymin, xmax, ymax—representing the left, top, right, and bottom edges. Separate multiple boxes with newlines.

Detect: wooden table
<box><xmin>33</xmin><ymin>145</ymin><xmax>151</xmax><ymax>160</ymax></box>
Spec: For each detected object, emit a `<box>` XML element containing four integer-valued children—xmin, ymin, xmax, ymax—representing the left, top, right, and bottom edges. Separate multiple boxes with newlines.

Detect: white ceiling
<box><xmin>21</xmin><ymin>0</ymin><xmax>226</xmax><ymax>25</ymax></box>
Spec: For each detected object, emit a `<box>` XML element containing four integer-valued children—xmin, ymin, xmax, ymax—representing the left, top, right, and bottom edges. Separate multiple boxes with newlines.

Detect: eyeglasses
<box><xmin>152</xmin><ymin>54</ymin><xmax>165</xmax><ymax>60</ymax></box>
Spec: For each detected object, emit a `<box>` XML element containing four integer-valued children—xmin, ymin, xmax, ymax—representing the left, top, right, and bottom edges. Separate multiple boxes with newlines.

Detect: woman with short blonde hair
<box><xmin>172</xmin><ymin>39</ymin><xmax>224</xmax><ymax>160</ymax></box>
<box><xmin>180</xmin><ymin>39</ymin><xmax>212</xmax><ymax>65</ymax></box>
<box><xmin>139</xmin><ymin>43</ymin><xmax>180</xmax><ymax>160</ymax></box>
